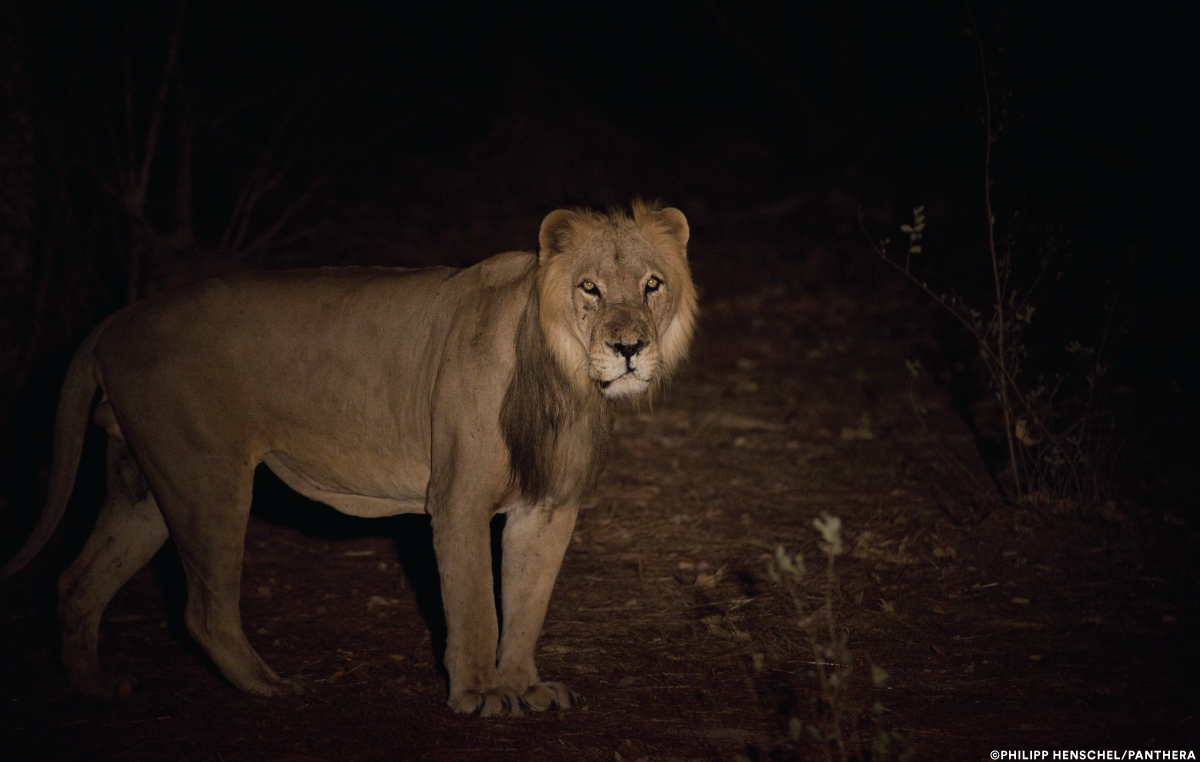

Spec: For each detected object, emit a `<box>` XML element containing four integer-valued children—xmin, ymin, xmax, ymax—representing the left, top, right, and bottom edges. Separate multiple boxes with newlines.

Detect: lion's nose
<box><xmin>611</xmin><ymin>340</ymin><xmax>646</xmax><ymax>359</ymax></box>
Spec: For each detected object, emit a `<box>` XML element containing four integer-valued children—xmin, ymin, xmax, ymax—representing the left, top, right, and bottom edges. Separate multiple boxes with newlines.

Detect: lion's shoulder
<box><xmin>432</xmin><ymin>252</ymin><xmax>536</xmax><ymax>332</ymax></box>
<box><xmin>468</xmin><ymin>250</ymin><xmax>537</xmax><ymax>290</ymax></box>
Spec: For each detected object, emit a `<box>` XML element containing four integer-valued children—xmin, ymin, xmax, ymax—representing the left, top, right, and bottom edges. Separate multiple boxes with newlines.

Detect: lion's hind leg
<box><xmin>58</xmin><ymin>439</ymin><xmax>169</xmax><ymax>698</ymax></box>
<box><xmin>147</xmin><ymin>456</ymin><xmax>304</xmax><ymax>697</ymax></box>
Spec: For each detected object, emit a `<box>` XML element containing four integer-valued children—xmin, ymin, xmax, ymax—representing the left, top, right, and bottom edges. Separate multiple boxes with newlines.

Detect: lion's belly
<box><xmin>261</xmin><ymin>451</ymin><xmax>428</xmax><ymax>517</ymax></box>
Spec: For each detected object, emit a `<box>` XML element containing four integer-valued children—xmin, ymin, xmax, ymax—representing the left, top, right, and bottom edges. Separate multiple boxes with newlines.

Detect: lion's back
<box><xmin>100</xmin><ymin>266</ymin><xmax>454</xmax><ymax>364</ymax></box>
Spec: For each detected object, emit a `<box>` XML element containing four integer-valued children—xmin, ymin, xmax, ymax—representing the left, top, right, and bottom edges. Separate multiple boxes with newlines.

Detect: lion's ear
<box><xmin>538</xmin><ymin>209</ymin><xmax>581</xmax><ymax>262</ymax></box>
<box><xmin>635</xmin><ymin>204</ymin><xmax>690</xmax><ymax>257</ymax></box>
<box><xmin>654</xmin><ymin>207</ymin><xmax>690</xmax><ymax>251</ymax></box>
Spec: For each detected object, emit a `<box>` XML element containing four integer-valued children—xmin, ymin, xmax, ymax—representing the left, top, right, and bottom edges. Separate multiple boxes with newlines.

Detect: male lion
<box><xmin>0</xmin><ymin>202</ymin><xmax>697</xmax><ymax>716</ymax></box>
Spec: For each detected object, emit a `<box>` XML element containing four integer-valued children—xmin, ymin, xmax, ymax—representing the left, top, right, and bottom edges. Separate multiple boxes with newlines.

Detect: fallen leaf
<box><xmin>367</xmin><ymin>595</ymin><xmax>399</xmax><ymax>609</ymax></box>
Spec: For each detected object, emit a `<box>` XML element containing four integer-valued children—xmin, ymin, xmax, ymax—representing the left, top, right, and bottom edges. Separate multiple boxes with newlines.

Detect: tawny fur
<box><xmin>0</xmin><ymin>202</ymin><xmax>697</xmax><ymax>717</ymax></box>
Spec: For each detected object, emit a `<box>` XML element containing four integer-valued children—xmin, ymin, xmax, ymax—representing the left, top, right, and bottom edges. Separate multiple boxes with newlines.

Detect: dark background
<box><xmin>1</xmin><ymin>1</ymin><xmax>1191</xmax><ymax>512</ymax></box>
<box><xmin>0</xmin><ymin>1</ymin><xmax>1195</xmax><ymax>757</ymax></box>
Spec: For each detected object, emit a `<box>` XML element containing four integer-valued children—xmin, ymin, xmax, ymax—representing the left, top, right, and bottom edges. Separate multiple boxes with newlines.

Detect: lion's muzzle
<box><xmin>611</xmin><ymin>340</ymin><xmax>646</xmax><ymax>360</ymax></box>
<box><xmin>593</xmin><ymin>335</ymin><xmax>657</xmax><ymax>398</ymax></box>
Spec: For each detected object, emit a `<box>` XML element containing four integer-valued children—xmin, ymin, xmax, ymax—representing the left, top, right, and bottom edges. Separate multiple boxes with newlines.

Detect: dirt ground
<box><xmin>1</xmin><ymin>219</ymin><xmax>1196</xmax><ymax>761</ymax></box>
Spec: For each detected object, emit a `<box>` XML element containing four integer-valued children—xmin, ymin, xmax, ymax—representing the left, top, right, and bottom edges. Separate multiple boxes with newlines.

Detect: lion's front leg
<box><xmin>497</xmin><ymin>501</ymin><xmax>579</xmax><ymax>711</ymax></box>
<box><xmin>429</xmin><ymin>493</ymin><xmax>521</xmax><ymax>717</ymax></box>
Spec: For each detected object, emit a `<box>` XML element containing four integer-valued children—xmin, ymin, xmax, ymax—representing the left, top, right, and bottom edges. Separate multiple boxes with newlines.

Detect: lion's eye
<box><xmin>580</xmin><ymin>280</ymin><xmax>601</xmax><ymax>297</ymax></box>
<box><xmin>645</xmin><ymin>277</ymin><xmax>661</xmax><ymax>293</ymax></box>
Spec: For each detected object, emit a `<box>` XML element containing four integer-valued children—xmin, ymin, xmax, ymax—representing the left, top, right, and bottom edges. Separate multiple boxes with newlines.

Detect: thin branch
<box><xmin>218</xmin><ymin>94</ymin><xmax>308</xmax><ymax>254</ymax></box>
<box><xmin>239</xmin><ymin>178</ymin><xmax>324</xmax><ymax>260</ymax></box>
<box><xmin>123</xmin><ymin>5</ymin><xmax>134</xmax><ymax>182</ymax></box>
<box><xmin>970</xmin><ymin>8</ymin><xmax>1022</xmax><ymax>496</ymax></box>
<box><xmin>822</xmin><ymin>554</ymin><xmax>847</xmax><ymax>761</ymax></box>
<box><xmin>173</xmin><ymin>78</ymin><xmax>194</xmax><ymax>243</ymax></box>
<box><xmin>229</xmin><ymin>172</ymin><xmax>279</xmax><ymax>255</ymax></box>
<box><xmin>129</xmin><ymin>1</ymin><xmax>186</xmax><ymax>213</ymax></box>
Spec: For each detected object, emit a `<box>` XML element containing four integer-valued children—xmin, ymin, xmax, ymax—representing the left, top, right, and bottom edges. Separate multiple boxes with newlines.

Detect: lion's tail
<box><xmin>0</xmin><ymin>320</ymin><xmax>108</xmax><ymax>581</ymax></box>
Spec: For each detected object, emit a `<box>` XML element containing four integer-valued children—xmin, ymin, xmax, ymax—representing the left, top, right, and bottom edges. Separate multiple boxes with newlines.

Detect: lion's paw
<box><xmin>522</xmin><ymin>681</ymin><xmax>579</xmax><ymax>712</ymax></box>
<box><xmin>449</xmin><ymin>686</ymin><xmax>526</xmax><ymax>717</ymax></box>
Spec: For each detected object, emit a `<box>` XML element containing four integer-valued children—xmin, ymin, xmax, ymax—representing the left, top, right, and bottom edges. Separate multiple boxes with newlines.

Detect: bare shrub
<box><xmin>865</xmin><ymin>28</ymin><xmax>1123</xmax><ymax>511</ymax></box>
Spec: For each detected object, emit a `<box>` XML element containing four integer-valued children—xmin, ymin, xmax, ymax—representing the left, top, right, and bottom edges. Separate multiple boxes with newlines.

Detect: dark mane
<box><xmin>500</xmin><ymin>284</ymin><xmax>612</xmax><ymax>503</ymax></box>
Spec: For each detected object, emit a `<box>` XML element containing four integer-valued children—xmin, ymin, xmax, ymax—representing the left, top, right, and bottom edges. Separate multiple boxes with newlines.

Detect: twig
<box><xmin>239</xmin><ymin>178</ymin><xmax>323</xmax><ymax>260</ymax></box>
<box><xmin>218</xmin><ymin>92</ymin><xmax>309</xmax><ymax>255</ymax></box>
<box><xmin>131</xmin><ymin>2</ymin><xmax>185</xmax><ymax>210</ymax></box>
<box><xmin>971</xmin><ymin>8</ymin><xmax>1022</xmax><ymax>496</ymax></box>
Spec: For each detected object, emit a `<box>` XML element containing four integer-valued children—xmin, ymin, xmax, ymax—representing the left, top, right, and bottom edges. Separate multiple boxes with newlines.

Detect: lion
<box><xmin>0</xmin><ymin>202</ymin><xmax>697</xmax><ymax>717</ymax></box>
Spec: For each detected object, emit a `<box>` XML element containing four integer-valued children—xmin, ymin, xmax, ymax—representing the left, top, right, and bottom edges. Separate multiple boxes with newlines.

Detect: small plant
<box><xmin>764</xmin><ymin>515</ymin><xmax>912</xmax><ymax>762</ymax></box>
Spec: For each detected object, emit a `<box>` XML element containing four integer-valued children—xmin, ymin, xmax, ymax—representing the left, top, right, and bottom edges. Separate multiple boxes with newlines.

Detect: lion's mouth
<box><xmin>598</xmin><ymin>373</ymin><xmax>627</xmax><ymax>390</ymax></box>
<box><xmin>597</xmin><ymin>369</ymin><xmax>651</xmax><ymax>398</ymax></box>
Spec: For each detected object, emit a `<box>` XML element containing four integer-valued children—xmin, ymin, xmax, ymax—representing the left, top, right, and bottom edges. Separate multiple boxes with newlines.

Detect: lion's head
<box><xmin>535</xmin><ymin>201</ymin><xmax>697</xmax><ymax>400</ymax></box>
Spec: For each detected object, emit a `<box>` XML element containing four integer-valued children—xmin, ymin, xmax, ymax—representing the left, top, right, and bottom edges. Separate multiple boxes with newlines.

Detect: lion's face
<box><xmin>570</xmin><ymin>238</ymin><xmax>672</xmax><ymax>399</ymax></box>
<box><xmin>536</xmin><ymin>203</ymin><xmax>697</xmax><ymax>399</ymax></box>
